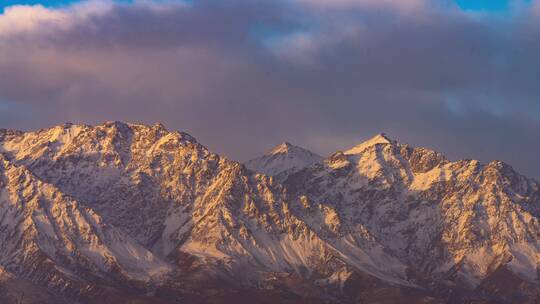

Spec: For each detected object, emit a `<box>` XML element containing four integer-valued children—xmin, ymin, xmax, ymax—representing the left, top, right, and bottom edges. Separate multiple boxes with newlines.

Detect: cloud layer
<box><xmin>0</xmin><ymin>0</ymin><xmax>539</xmax><ymax>179</ymax></box>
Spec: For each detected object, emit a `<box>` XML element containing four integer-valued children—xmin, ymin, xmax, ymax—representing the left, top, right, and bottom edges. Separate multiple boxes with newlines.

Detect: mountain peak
<box><xmin>269</xmin><ymin>141</ymin><xmax>295</xmax><ymax>155</ymax></box>
<box><xmin>245</xmin><ymin>142</ymin><xmax>322</xmax><ymax>178</ymax></box>
<box><xmin>344</xmin><ymin>133</ymin><xmax>394</xmax><ymax>155</ymax></box>
<box><xmin>153</xmin><ymin>122</ymin><xmax>168</xmax><ymax>132</ymax></box>
<box><xmin>373</xmin><ymin>132</ymin><xmax>392</xmax><ymax>142</ymax></box>
<box><xmin>103</xmin><ymin>120</ymin><xmax>127</xmax><ymax>127</ymax></box>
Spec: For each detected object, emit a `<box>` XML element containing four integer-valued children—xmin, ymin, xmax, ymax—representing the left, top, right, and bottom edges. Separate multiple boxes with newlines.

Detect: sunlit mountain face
<box><xmin>0</xmin><ymin>122</ymin><xmax>538</xmax><ymax>304</ymax></box>
<box><xmin>1</xmin><ymin>0</ymin><xmax>540</xmax><ymax>303</ymax></box>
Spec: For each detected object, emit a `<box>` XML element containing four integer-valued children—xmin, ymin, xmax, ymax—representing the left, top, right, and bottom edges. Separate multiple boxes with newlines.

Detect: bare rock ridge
<box><xmin>0</xmin><ymin>122</ymin><xmax>539</xmax><ymax>304</ymax></box>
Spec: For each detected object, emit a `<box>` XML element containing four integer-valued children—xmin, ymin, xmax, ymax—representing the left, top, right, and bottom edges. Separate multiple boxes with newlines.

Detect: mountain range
<box><xmin>0</xmin><ymin>122</ymin><xmax>538</xmax><ymax>303</ymax></box>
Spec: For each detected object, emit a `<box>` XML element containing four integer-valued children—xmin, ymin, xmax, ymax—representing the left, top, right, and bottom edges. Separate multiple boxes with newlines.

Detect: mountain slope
<box><xmin>0</xmin><ymin>152</ymin><xmax>170</xmax><ymax>300</ymax></box>
<box><xmin>0</xmin><ymin>124</ymin><xmax>539</xmax><ymax>303</ymax></box>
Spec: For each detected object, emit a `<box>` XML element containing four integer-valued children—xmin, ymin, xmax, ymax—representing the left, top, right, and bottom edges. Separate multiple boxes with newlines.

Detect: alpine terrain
<box><xmin>0</xmin><ymin>122</ymin><xmax>538</xmax><ymax>304</ymax></box>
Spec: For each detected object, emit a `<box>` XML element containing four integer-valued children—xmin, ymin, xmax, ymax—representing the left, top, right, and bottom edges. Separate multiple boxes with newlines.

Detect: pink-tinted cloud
<box><xmin>0</xmin><ymin>1</ymin><xmax>114</xmax><ymax>37</ymax></box>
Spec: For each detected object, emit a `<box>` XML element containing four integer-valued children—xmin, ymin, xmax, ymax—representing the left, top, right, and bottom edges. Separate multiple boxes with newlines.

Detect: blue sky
<box><xmin>0</xmin><ymin>0</ymin><xmax>188</xmax><ymax>11</ymax></box>
<box><xmin>1</xmin><ymin>0</ymin><xmax>76</xmax><ymax>8</ymax></box>
<box><xmin>456</xmin><ymin>0</ymin><xmax>533</xmax><ymax>12</ymax></box>
<box><xmin>456</xmin><ymin>0</ymin><xmax>510</xmax><ymax>11</ymax></box>
<box><xmin>0</xmin><ymin>0</ymin><xmax>77</xmax><ymax>12</ymax></box>
<box><xmin>0</xmin><ymin>0</ymin><xmax>133</xmax><ymax>11</ymax></box>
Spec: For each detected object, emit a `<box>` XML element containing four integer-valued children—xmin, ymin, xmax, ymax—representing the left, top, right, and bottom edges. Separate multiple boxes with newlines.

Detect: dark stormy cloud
<box><xmin>0</xmin><ymin>0</ymin><xmax>539</xmax><ymax>179</ymax></box>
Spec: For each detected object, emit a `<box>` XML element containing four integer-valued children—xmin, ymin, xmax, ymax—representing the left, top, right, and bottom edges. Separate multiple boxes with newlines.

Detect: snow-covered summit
<box><xmin>269</xmin><ymin>141</ymin><xmax>295</xmax><ymax>155</ymax></box>
<box><xmin>245</xmin><ymin>141</ymin><xmax>323</xmax><ymax>179</ymax></box>
<box><xmin>344</xmin><ymin>133</ymin><xmax>394</xmax><ymax>155</ymax></box>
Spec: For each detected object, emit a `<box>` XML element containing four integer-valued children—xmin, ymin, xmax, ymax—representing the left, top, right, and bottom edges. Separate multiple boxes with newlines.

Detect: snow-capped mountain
<box><xmin>245</xmin><ymin>142</ymin><xmax>323</xmax><ymax>180</ymax></box>
<box><xmin>285</xmin><ymin>134</ymin><xmax>540</xmax><ymax>288</ymax></box>
<box><xmin>0</xmin><ymin>123</ymin><xmax>539</xmax><ymax>304</ymax></box>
